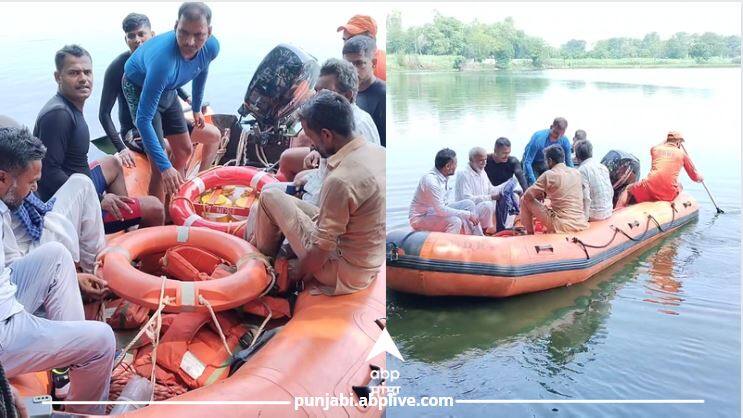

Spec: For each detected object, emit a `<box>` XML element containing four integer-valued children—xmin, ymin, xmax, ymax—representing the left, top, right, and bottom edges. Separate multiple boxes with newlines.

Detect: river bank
<box><xmin>389</xmin><ymin>53</ymin><xmax>740</xmax><ymax>72</ymax></box>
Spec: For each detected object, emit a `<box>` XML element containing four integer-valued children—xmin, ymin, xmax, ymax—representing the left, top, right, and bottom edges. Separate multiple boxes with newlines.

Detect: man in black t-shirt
<box><xmin>484</xmin><ymin>137</ymin><xmax>528</xmax><ymax>191</ymax></box>
<box><xmin>35</xmin><ymin>44</ymin><xmax>164</xmax><ymax>234</ymax></box>
<box><xmin>483</xmin><ymin>137</ymin><xmax>528</xmax><ymax>231</ymax></box>
<box><xmin>98</xmin><ymin>13</ymin><xmax>220</xmax><ymax>174</ymax></box>
<box><xmin>343</xmin><ymin>35</ymin><xmax>385</xmax><ymax>147</ymax></box>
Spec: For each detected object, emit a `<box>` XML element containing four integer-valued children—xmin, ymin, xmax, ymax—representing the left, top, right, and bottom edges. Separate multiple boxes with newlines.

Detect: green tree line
<box><xmin>387</xmin><ymin>11</ymin><xmax>741</xmax><ymax>67</ymax></box>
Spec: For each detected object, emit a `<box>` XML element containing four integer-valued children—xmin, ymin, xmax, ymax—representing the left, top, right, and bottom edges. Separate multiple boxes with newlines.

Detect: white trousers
<box><xmin>0</xmin><ymin>242</ymin><xmax>114</xmax><ymax>415</ymax></box>
<box><xmin>410</xmin><ymin>200</ymin><xmax>484</xmax><ymax>235</ymax></box>
<box><xmin>12</xmin><ymin>174</ymin><xmax>106</xmax><ymax>273</ymax></box>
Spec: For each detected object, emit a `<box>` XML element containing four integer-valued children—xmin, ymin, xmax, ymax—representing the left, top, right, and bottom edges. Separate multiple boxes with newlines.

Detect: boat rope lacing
<box><xmin>569</xmin><ymin>202</ymin><xmax>678</xmax><ymax>260</ymax></box>
<box><xmin>198</xmin><ymin>295</ymin><xmax>233</xmax><ymax>357</ymax></box>
<box><xmin>112</xmin><ymin>277</ymin><xmax>173</xmax><ymax>373</ymax></box>
<box><xmin>148</xmin><ymin>278</ymin><xmax>167</xmax><ymax>401</ymax></box>
<box><xmin>250</xmin><ymin>299</ymin><xmax>273</xmax><ymax>349</ymax></box>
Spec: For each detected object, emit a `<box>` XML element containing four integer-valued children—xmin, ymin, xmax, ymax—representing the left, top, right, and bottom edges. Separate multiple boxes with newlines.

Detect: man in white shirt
<box><xmin>455</xmin><ymin>147</ymin><xmax>508</xmax><ymax>234</ymax></box>
<box><xmin>575</xmin><ymin>139</ymin><xmax>613</xmax><ymax>221</ymax></box>
<box><xmin>0</xmin><ymin>115</ymin><xmax>106</xmax><ymax>275</ymax></box>
<box><xmin>0</xmin><ymin>126</ymin><xmax>114</xmax><ymax>415</ymax></box>
<box><xmin>409</xmin><ymin>148</ymin><xmax>482</xmax><ymax>235</ymax></box>
<box><xmin>277</xmin><ymin>58</ymin><xmax>379</xmax><ymax>184</ymax></box>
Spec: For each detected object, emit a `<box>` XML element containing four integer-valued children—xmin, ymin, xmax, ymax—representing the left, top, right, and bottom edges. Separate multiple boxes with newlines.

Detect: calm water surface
<box><xmin>387</xmin><ymin>68</ymin><xmax>741</xmax><ymax>417</ymax></box>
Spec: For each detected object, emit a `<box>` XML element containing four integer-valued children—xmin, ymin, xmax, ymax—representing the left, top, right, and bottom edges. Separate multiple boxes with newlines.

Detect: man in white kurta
<box><xmin>454</xmin><ymin>147</ymin><xmax>507</xmax><ymax>233</ymax></box>
<box><xmin>0</xmin><ymin>126</ymin><xmax>114</xmax><ymax>415</ymax></box>
<box><xmin>409</xmin><ymin>148</ymin><xmax>482</xmax><ymax>235</ymax></box>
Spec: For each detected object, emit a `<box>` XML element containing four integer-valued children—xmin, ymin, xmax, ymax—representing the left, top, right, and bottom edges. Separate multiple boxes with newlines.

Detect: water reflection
<box><xmin>642</xmin><ymin>237</ymin><xmax>685</xmax><ymax>315</ymax></box>
<box><xmin>388</xmin><ymin>224</ymin><xmax>696</xmax><ymax>365</ymax></box>
<box><xmin>391</xmin><ymin>72</ymin><xmax>551</xmax><ymax>123</ymax></box>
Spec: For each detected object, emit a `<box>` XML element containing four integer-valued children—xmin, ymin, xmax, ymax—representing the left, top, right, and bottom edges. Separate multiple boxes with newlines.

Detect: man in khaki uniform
<box><xmin>250</xmin><ymin>91</ymin><xmax>385</xmax><ymax>295</ymax></box>
<box><xmin>520</xmin><ymin>145</ymin><xmax>590</xmax><ymax>235</ymax></box>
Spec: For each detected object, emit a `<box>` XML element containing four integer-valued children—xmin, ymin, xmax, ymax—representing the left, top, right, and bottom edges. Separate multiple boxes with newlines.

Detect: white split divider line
<box><xmin>45</xmin><ymin>399</ymin><xmax>705</xmax><ymax>406</ymax></box>
<box><xmin>44</xmin><ymin>401</ymin><xmax>292</xmax><ymax>405</ymax></box>
<box><xmin>455</xmin><ymin>399</ymin><xmax>705</xmax><ymax>404</ymax></box>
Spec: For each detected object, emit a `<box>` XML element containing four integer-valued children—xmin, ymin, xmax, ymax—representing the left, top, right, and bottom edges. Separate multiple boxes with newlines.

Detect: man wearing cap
<box><xmin>616</xmin><ymin>131</ymin><xmax>703</xmax><ymax>208</ymax></box>
<box><xmin>338</xmin><ymin>15</ymin><xmax>386</xmax><ymax>81</ymax></box>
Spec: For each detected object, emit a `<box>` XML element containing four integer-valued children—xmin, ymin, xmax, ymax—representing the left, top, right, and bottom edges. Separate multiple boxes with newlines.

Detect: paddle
<box><xmin>681</xmin><ymin>143</ymin><xmax>724</xmax><ymax>214</ymax></box>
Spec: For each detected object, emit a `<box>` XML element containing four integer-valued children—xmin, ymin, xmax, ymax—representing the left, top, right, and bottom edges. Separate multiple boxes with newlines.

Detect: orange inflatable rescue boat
<box><xmin>386</xmin><ymin>193</ymin><xmax>699</xmax><ymax>297</ymax></box>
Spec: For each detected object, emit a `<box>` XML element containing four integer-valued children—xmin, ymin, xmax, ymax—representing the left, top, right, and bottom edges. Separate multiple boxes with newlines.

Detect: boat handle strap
<box><xmin>534</xmin><ymin>244</ymin><xmax>554</xmax><ymax>254</ymax></box>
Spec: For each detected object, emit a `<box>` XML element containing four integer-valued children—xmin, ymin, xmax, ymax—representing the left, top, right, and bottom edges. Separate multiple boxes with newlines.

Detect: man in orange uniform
<box><xmin>337</xmin><ymin>14</ymin><xmax>386</xmax><ymax>81</ymax></box>
<box><xmin>616</xmin><ymin>131</ymin><xmax>703</xmax><ymax>208</ymax></box>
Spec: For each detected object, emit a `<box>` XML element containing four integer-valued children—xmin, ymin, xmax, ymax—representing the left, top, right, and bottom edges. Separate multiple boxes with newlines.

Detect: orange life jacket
<box><xmin>160</xmin><ymin>245</ymin><xmax>234</xmax><ymax>282</ymax></box>
<box><xmin>84</xmin><ymin>297</ymin><xmax>150</xmax><ymax>330</ymax></box>
<box><xmin>134</xmin><ymin>311</ymin><xmax>247</xmax><ymax>389</ymax></box>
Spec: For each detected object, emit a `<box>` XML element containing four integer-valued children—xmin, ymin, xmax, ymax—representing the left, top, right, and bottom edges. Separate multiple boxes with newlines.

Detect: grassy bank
<box><xmin>389</xmin><ymin>53</ymin><xmax>741</xmax><ymax>72</ymax></box>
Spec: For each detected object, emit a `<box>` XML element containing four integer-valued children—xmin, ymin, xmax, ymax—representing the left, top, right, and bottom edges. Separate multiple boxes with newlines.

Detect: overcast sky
<box><xmin>1</xmin><ymin>2</ymin><xmax>387</xmax><ymax>44</ymax></box>
<box><xmin>391</xmin><ymin>2</ymin><xmax>741</xmax><ymax>47</ymax></box>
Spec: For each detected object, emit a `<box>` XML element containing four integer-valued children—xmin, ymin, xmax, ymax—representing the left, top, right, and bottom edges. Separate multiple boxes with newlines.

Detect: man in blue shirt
<box><xmin>123</xmin><ymin>2</ymin><xmax>219</xmax><ymax>199</ymax></box>
<box><xmin>522</xmin><ymin>117</ymin><xmax>572</xmax><ymax>185</ymax></box>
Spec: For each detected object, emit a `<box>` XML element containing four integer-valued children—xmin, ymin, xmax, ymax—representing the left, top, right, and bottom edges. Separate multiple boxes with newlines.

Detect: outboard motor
<box><xmin>218</xmin><ymin>44</ymin><xmax>319</xmax><ymax>167</ymax></box>
<box><xmin>601</xmin><ymin>150</ymin><xmax>641</xmax><ymax>206</ymax></box>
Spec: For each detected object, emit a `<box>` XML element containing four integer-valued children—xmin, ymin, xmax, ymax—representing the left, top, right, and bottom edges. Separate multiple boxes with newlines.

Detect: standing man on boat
<box><xmin>123</xmin><ymin>2</ymin><xmax>220</xmax><ymax>199</ymax></box>
<box><xmin>616</xmin><ymin>131</ymin><xmax>703</xmax><ymax>208</ymax></box>
<box><xmin>337</xmin><ymin>14</ymin><xmax>386</xmax><ymax>81</ymax></box>
<box><xmin>520</xmin><ymin>145</ymin><xmax>589</xmax><ymax>235</ymax></box>
<box><xmin>35</xmin><ymin>45</ymin><xmax>164</xmax><ymax>235</ymax></box>
<box><xmin>250</xmin><ymin>91</ymin><xmax>385</xmax><ymax>295</ymax></box>
<box><xmin>100</xmin><ymin>12</ymin><xmax>221</xmax><ymax>174</ymax></box>
<box><xmin>522</xmin><ymin>117</ymin><xmax>573</xmax><ymax>186</ymax></box>
<box><xmin>574</xmin><ymin>140</ymin><xmax>613</xmax><ymax>221</ymax></box>
<box><xmin>454</xmin><ymin>147</ymin><xmax>507</xmax><ymax>234</ymax></box>
<box><xmin>0</xmin><ymin>127</ymin><xmax>115</xmax><ymax>415</ymax></box>
<box><xmin>410</xmin><ymin>148</ymin><xmax>482</xmax><ymax>235</ymax></box>
<box><xmin>343</xmin><ymin>35</ymin><xmax>386</xmax><ymax>147</ymax></box>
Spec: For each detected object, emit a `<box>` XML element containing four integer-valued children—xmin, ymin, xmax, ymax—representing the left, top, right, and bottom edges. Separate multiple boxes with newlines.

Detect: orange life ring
<box><xmin>169</xmin><ymin>166</ymin><xmax>278</xmax><ymax>237</ymax></box>
<box><xmin>99</xmin><ymin>225</ymin><xmax>272</xmax><ymax>313</ymax></box>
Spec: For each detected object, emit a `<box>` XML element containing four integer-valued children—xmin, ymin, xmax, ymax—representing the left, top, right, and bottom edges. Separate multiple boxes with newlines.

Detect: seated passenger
<box><xmin>249</xmin><ymin>91</ymin><xmax>384</xmax><ymax>295</ymax></box>
<box><xmin>0</xmin><ymin>117</ymin><xmax>105</xmax><ymax>275</ymax></box>
<box><xmin>575</xmin><ymin>139</ymin><xmax>613</xmax><ymax>221</ymax></box>
<box><xmin>0</xmin><ymin>127</ymin><xmax>115</xmax><ymax>415</ymax></box>
<box><xmin>409</xmin><ymin>148</ymin><xmax>482</xmax><ymax>235</ymax></box>
<box><xmin>572</xmin><ymin>129</ymin><xmax>587</xmax><ymax>165</ymax></box>
<box><xmin>520</xmin><ymin>145</ymin><xmax>590</xmax><ymax>235</ymax></box>
<box><xmin>616</xmin><ymin>131</ymin><xmax>703</xmax><ymax>208</ymax></box>
<box><xmin>454</xmin><ymin>147</ymin><xmax>507</xmax><ymax>234</ymax></box>
<box><xmin>277</xmin><ymin>58</ymin><xmax>380</xmax><ymax>202</ymax></box>
<box><xmin>34</xmin><ymin>45</ymin><xmax>164</xmax><ymax>234</ymax></box>
<box><xmin>484</xmin><ymin>137</ymin><xmax>528</xmax><ymax>231</ymax></box>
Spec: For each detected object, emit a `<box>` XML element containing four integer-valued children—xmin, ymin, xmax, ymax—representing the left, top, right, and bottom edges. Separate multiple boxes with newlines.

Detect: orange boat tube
<box><xmin>99</xmin><ymin>225</ymin><xmax>272</xmax><ymax>313</ymax></box>
<box><xmin>124</xmin><ymin>272</ymin><xmax>387</xmax><ymax>417</ymax></box>
<box><xmin>11</xmin><ymin>271</ymin><xmax>387</xmax><ymax>417</ymax></box>
<box><xmin>386</xmin><ymin>193</ymin><xmax>699</xmax><ymax>297</ymax></box>
<box><xmin>169</xmin><ymin>166</ymin><xmax>278</xmax><ymax>237</ymax></box>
